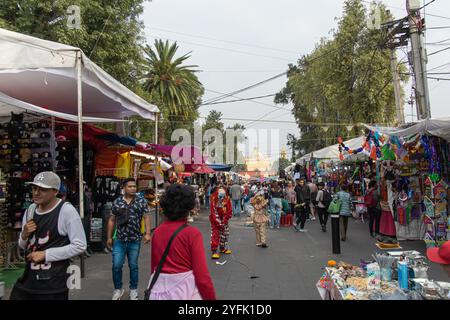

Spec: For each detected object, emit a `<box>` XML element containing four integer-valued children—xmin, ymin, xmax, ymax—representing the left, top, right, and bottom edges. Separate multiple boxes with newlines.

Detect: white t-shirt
<box><xmin>19</xmin><ymin>199</ymin><xmax>87</xmax><ymax>263</ymax></box>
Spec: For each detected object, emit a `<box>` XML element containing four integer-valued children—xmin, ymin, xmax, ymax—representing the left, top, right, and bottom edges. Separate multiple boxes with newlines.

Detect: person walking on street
<box><xmin>10</xmin><ymin>172</ymin><xmax>87</xmax><ymax>300</ymax></box>
<box><xmin>316</xmin><ymin>182</ymin><xmax>332</xmax><ymax>232</ymax></box>
<box><xmin>230</xmin><ymin>182</ymin><xmax>242</xmax><ymax>217</ymax></box>
<box><xmin>209</xmin><ymin>186</ymin><xmax>233</xmax><ymax>259</ymax></box>
<box><xmin>285</xmin><ymin>182</ymin><xmax>297</xmax><ymax>225</ymax></box>
<box><xmin>107</xmin><ymin>178</ymin><xmax>152</xmax><ymax>300</ymax></box>
<box><xmin>336</xmin><ymin>184</ymin><xmax>352</xmax><ymax>241</ymax></box>
<box><xmin>147</xmin><ymin>184</ymin><xmax>216</xmax><ymax>300</ymax></box>
<box><xmin>294</xmin><ymin>178</ymin><xmax>310</xmax><ymax>232</ymax></box>
<box><xmin>307</xmin><ymin>180</ymin><xmax>318</xmax><ymax>221</ymax></box>
<box><xmin>250</xmin><ymin>194</ymin><xmax>269</xmax><ymax>248</ymax></box>
<box><xmin>364</xmin><ymin>180</ymin><xmax>381</xmax><ymax>237</ymax></box>
<box><xmin>205</xmin><ymin>183</ymin><xmax>211</xmax><ymax>209</ymax></box>
<box><xmin>269</xmin><ymin>182</ymin><xmax>283</xmax><ymax>229</ymax></box>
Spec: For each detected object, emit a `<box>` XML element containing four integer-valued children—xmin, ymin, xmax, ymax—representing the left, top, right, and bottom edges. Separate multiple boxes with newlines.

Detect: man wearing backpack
<box><xmin>11</xmin><ymin>172</ymin><xmax>87</xmax><ymax>300</ymax></box>
<box><xmin>364</xmin><ymin>181</ymin><xmax>381</xmax><ymax>237</ymax></box>
<box><xmin>316</xmin><ymin>182</ymin><xmax>332</xmax><ymax>232</ymax></box>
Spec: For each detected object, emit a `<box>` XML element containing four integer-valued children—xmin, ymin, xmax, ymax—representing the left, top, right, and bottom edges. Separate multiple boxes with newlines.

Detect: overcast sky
<box><xmin>143</xmin><ymin>0</ymin><xmax>450</xmax><ymax>162</ymax></box>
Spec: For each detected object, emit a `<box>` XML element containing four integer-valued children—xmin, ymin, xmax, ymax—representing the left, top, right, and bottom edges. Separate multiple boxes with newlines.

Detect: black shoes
<box><xmin>261</xmin><ymin>243</ymin><xmax>268</xmax><ymax>248</ymax></box>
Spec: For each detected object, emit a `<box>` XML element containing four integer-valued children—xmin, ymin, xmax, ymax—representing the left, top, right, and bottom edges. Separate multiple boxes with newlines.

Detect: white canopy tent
<box><xmin>0</xmin><ymin>92</ymin><xmax>124</xmax><ymax>123</ymax></box>
<box><xmin>296</xmin><ymin>136</ymin><xmax>366</xmax><ymax>164</ymax></box>
<box><xmin>0</xmin><ymin>28</ymin><xmax>160</xmax><ymax>221</ymax></box>
<box><xmin>363</xmin><ymin>117</ymin><xmax>450</xmax><ymax>142</ymax></box>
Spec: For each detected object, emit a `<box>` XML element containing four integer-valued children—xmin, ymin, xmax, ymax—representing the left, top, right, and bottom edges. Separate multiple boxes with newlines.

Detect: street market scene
<box><xmin>0</xmin><ymin>0</ymin><xmax>450</xmax><ymax>302</ymax></box>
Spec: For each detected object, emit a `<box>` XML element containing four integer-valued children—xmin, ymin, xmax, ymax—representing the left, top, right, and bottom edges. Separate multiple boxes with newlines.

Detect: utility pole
<box><xmin>407</xmin><ymin>0</ymin><xmax>431</xmax><ymax>120</ymax></box>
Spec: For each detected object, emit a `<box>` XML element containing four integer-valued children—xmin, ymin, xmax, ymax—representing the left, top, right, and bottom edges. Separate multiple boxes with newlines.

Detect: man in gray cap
<box><xmin>10</xmin><ymin>172</ymin><xmax>87</xmax><ymax>300</ymax></box>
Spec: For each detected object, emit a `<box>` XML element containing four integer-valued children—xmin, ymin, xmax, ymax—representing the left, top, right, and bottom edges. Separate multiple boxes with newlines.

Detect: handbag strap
<box><xmin>147</xmin><ymin>224</ymin><xmax>188</xmax><ymax>293</ymax></box>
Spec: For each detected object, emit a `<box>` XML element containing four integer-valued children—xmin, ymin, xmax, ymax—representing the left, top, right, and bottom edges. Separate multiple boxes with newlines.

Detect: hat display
<box><xmin>40</xmin><ymin>132</ymin><xmax>51</xmax><ymax>139</ymax></box>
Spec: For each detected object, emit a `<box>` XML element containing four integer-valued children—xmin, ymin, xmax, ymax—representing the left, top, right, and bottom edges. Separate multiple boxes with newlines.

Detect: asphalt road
<box><xmin>69</xmin><ymin>208</ymin><xmax>448</xmax><ymax>300</ymax></box>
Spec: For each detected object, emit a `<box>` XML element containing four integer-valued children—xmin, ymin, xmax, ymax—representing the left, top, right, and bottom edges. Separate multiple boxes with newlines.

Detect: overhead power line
<box><xmin>200</xmin><ymin>94</ymin><xmax>277</xmax><ymax>106</ymax></box>
<box><xmin>147</xmin><ymin>26</ymin><xmax>300</xmax><ymax>54</ymax></box>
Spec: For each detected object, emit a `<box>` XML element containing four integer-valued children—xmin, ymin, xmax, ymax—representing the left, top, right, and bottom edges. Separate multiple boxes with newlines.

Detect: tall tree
<box><xmin>0</xmin><ymin>0</ymin><xmax>148</xmax><ymax>91</ymax></box>
<box><xmin>142</xmin><ymin>39</ymin><xmax>203</xmax><ymax>144</ymax></box>
<box><xmin>276</xmin><ymin>0</ymin><xmax>408</xmax><ymax>156</ymax></box>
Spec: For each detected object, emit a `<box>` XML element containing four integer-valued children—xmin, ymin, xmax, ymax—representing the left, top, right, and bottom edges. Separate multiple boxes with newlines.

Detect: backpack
<box><xmin>322</xmin><ymin>190</ymin><xmax>332</xmax><ymax>208</ymax></box>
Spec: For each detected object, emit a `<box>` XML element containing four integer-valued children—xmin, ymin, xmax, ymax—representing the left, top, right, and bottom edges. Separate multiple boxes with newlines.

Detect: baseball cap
<box><xmin>427</xmin><ymin>241</ymin><xmax>450</xmax><ymax>265</ymax></box>
<box><xmin>26</xmin><ymin>171</ymin><xmax>61</xmax><ymax>190</ymax></box>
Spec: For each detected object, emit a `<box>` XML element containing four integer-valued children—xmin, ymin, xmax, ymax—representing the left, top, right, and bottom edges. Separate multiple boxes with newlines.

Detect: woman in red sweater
<box><xmin>148</xmin><ymin>184</ymin><xmax>216</xmax><ymax>300</ymax></box>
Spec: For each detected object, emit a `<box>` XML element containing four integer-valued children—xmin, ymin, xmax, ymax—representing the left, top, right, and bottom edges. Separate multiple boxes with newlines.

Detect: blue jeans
<box><xmin>270</xmin><ymin>198</ymin><xmax>282</xmax><ymax>228</ymax></box>
<box><xmin>112</xmin><ymin>240</ymin><xmax>141</xmax><ymax>290</ymax></box>
<box><xmin>232</xmin><ymin>199</ymin><xmax>241</xmax><ymax>216</ymax></box>
<box><xmin>205</xmin><ymin>195</ymin><xmax>210</xmax><ymax>209</ymax></box>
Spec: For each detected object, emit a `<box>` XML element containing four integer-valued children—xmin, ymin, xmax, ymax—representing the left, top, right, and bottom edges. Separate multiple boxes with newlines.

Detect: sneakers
<box><xmin>311</xmin><ymin>217</ymin><xmax>316</xmax><ymax>221</ymax></box>
<box><xmin>299</xmin><ymin>229</ymin><xmax>308</xmax><ymax>232</ymax></box>
<box><xmin>256</xmin><ymin>243</ymin><xmax>262</xmax><ymax>247</ymax></box>
<box><xmin>211</xmin><ymin>253</ymin><xmax>220</xmax><ymax>259</ymax></box>
<box><xmin>129</xmin><ymin>289</ymin><xmax>139</xmax><ymax>300</ymax></box>
<box><xmin>261</xmin><ymin>243</ymin><xmax>268</xmax><ymax>248</ymax></box>
<box><xmin>112</xmin><ymin>289</ymin><xmax>125</xmax><ymax>300</ymax></box>
<box><xmin>221</xmin><ymin>249</ymin><xmax>232</xmax><ymax>255</ymax></box>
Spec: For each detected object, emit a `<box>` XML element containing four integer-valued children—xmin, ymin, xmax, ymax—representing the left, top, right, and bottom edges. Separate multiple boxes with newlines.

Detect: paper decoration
<box><xmin>423</xmin><ymin>196</ymin><xmax>435</xmax><ymax>218</ymax></box>
<box><xmin>322</xmin><ymin>126</ymin><xmax>329</xmax><ymax>132</ymax></box>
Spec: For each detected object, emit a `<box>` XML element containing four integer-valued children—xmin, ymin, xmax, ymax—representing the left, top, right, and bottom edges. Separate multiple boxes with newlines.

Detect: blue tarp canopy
<box><xmin>207</xmin><ymin>164</ymin><xmax>233</xmax><ymax>172</ymax></box>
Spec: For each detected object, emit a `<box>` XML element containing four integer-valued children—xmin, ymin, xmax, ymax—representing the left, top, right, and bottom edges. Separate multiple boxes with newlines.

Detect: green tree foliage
<box><xmin>276</xmin><ymin>0</ymin><xmax>408</xmax><ymax>156</ymax></box>
<box><xmin>202</xmin><ymin>111</ymin><xmax>247</xmax><ymax>167</ymax></box>
<box><xmin>0</xmin><ymin>0</ymin><xmax>147</xmax><ymax>91</ymax></box>
<box><xmin>143</xmin><ymin>39</ymin><xmax>204</xmax><ymax>144</ymax></box>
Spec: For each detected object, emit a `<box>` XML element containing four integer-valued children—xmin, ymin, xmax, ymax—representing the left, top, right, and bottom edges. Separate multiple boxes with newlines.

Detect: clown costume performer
<box><xmin>209</xmin><ymin>187</ymin><xmax>233</xmax><ymax>259</ymax></box>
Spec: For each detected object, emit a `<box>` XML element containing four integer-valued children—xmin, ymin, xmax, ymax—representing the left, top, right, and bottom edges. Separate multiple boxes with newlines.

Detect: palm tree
<box><xmin>142</xmin><ymin>39</ymin><xmax>203</xmax><ymax>116</ymax></box>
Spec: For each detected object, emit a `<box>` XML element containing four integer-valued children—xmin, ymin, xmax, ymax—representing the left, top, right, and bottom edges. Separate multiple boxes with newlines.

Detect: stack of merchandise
<box><xmin>317</xmin><ymin>251</ymin><xmax>450</xmax><ymax>300</ymax></box>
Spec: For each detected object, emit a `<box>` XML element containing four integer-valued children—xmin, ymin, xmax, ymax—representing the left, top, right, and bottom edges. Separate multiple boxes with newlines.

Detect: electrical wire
<box><xmin>428</xmin><ymin>46</ymin><xmax>450</xmax><ymax>56</ymax></box>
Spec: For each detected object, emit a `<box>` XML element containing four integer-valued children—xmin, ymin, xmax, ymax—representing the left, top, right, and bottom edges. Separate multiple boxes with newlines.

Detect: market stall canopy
<box><xmin>0</xmin><ymin>92</ymin><xmax>125</xmax><ymax>123</ymax></box>
<box><xmin>207</xmin><ymin>164</ymin><xmax>233</xmax><ymax>172</ymax></box>
<box><xmin>296</xmin><ymin>136</ymin><xmax>366</xmax><ymax>163</ymax></box>
<box><xmin>363</xmin><ymin>117</ymin><xmax>450</xmax><ymax>142</ymax></box>
<box><xmin>0</xmin><ymin>28</ymin><xmax>159</xmax><ymax>119</ymax></box>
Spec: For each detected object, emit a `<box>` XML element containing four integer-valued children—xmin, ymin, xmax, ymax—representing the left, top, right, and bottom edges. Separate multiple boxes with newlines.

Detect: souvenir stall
<box><xmin>317</xmin><ymin>251</ymin><xmax>450</xmax><ymax>300</ymax></box>
<box><xmin>363</xmin><ymin>119</ymin><xmax>450</xmax><ymax>245</ymax></box>
<box><xmin>0</xmin><ymin>28</ymin><xmax>159</xmax><ymax>268</ymax></box>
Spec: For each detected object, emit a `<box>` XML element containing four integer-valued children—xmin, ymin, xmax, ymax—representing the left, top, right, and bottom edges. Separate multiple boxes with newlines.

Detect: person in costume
<box><xmin>209</xmin><ymin>185</ymin><xmax>233</xmax><ymax>259</ymax></box>
<box><xmin>250</xmin><ymin>194</ymin><xmax>269</xmax><ymax>248</ymax></box>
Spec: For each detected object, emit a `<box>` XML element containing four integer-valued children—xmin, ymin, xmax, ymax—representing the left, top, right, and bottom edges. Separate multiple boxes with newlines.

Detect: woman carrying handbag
<box><xmin>145</xmin><ymin>184</ymin><xmax>216</xmax><ymax>300</ymax></box>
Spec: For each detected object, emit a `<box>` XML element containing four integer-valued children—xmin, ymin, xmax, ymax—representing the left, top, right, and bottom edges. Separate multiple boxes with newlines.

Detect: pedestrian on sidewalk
<box><xmin>316</xmin><ymin>182</ymin><xmax>332</xmax><ymax>232</ymax></box>
<box><xmin>250</xmin><ymin>194</ymin><xmax>269</xmax><ymax>248</ymax></box>
<box><xmin>294</xmin><ymin>178</ymin><xmax>310</xmax><ymax>232</ymax></box>
<box><xmin>107</xmin><ymin>178</ymin><xmax>152</xmax><ymax>300</ymax></box>
<box><xmin>230</xmin><ymin>182</ymin><xmax>242</xmax><ymax>217</ymax></box>
<box><xmin>10</xmin><ymin>172</ymin><xmax>87</xmax><ymax>300</ymax></box>
<box><xmin>336</xmin><ymin>184</ymin><xmax>352</xmax><ymax>241</ymax></box>
<box><xmin>146</xmin><ymin>184</ymin><xmax>216</xmax><ymax>300</ymax></box>
<box><xmin>269</xmin><ymin>182</ymin><xmax>283</xmax><ymax>229</ymax></box>
<box><xmin>364</xmin><ymin>180</ymin><xmax>381</xmax><ymax>237</ymax></box>
<box><xmin>209</xmin><ymin>185</ymin><xmax>233</xmax><ymax>259</ymax></box>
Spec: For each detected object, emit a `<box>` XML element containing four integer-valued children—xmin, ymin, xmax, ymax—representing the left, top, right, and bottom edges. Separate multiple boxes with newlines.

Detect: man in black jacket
<box><xmin>294</xmin><ymin>178</ymin><xmax>311</xmax><ymax>232</ymax></box>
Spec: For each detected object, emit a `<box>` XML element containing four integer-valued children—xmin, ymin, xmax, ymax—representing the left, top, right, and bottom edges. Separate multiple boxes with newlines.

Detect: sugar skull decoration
<box><xmin>381</xmin><ymin>160</ymin><xmax>396</xmax><ymax>181</ymax></box>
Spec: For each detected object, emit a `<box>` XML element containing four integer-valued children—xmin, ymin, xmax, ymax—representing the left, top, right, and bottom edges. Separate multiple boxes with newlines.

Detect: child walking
<box><xmin>250</xmin><ymin>194</ymin><xmax>269</xmax><ymax>248</ymax></box>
